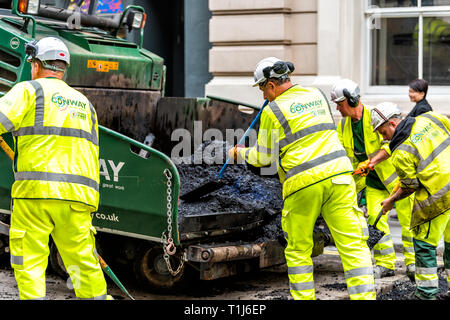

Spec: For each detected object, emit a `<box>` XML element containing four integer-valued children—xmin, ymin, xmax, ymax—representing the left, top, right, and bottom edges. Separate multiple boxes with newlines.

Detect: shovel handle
<box><xmin>392</xmin><ymin>181</ymin><xmax>401</xmax><ymax>194</ymax></box>
<box><xmin>372</xmin><ymin>209</ymin><xmax>384</xmax><ymax>228</ymax></box>
<box><xmin>0</xmin><ymin>136</ymin><xmax>14</xmax><ymax>161</ymax></box>
<box><xmin>97</xmin><ymin>253</ymin><xmax>108</xmax><ymax>269</ymax></box>
<box><xmin>375</xmin><ymin>181</ymin><xmax>401</xmax><ymax>226</ymax></box>
<box><xmin>218</xmin><ymin>99</ymin><xmax>269</xmax><ymax>179</ymax></box>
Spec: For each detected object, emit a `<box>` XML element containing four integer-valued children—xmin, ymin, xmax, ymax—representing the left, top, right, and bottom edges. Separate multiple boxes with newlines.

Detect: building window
<box><xmin>366</xmin><ymin>0</ymin><xmax>450</xmax><ymax>86</ymax></box>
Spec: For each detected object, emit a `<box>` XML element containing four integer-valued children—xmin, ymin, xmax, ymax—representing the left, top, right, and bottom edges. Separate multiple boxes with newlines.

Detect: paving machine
<box><xmin>0</xmin><ymin>0</ymin><xmax>333</xmax><ymax>292</ymax></box>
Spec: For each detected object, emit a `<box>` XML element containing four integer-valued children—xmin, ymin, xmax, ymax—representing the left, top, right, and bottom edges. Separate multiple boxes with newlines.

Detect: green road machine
<box><xmin>0</xmin><ymin>0</ymin><xmax>332</xmax><ymax>292</ymax></box>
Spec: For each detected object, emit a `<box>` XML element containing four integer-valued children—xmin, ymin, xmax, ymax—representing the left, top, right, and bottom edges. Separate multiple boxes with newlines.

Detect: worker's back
<box><xmin>2</xmin><ymin>78</ymin><xmax>100</xmax><ymax>209</ymax></box>
<box><xmin>391</xmin><ymin>111</ymin><xmax>450</xmax><ymax>227</ymax></box>
<box><xmin>266</xmin><ymin>85</ymin><xmax>353</xmax><ymax>199</ymax></box>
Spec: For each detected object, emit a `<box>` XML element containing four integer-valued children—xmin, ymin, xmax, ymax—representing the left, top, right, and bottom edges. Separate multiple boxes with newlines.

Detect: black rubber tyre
<box><xmin>133</xmin><ymin>244</ymin><xmax>192</xmax><ymax>293</ymax></box>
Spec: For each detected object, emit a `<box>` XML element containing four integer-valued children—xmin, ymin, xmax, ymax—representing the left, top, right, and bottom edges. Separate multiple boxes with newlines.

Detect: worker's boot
<box><xmin>406</xmin><ymin>264</ymin><xmax>415</xmax><ymax>283</ymax></box>
<box><xmin>373</xmin><ymin>265</ymin><xmax>395</xmax><ymax>279</ymax></box>
<box><xmin>437</xmin><ymin>291</ymin><xmax>450</xmax><ymax>300</ymax></box>
<box><xmin>404</xmin><ymin>290</ymin><xmax>437</xmax><ymax>300</ymax></box>
<box><xmin>403</xmin><ymin>291</ymin><xmax>420</xmax><ymax>300</ymax></box>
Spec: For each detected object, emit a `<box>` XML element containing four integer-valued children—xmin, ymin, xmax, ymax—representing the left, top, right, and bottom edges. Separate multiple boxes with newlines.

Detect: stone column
<box><xmin>206</xmin><ymin>0</ymin><xmax>318</xmax><ymax>106</ymax></box>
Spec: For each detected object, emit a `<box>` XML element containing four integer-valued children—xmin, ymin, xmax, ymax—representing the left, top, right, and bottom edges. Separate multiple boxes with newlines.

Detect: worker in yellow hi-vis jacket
<box><xmin>371</xmin><ymin>103</ymin><xmax>450</xmax><ymax>300</ymax></box>
<box><xmin>228</xmin><ymin>57</ymin><xmax>376</xmax><ymax>300</ymax></box>
<box><xmin>0</xmin><ymin>37</ymin><xmax>110</xmax><ymax>300</ymax></box>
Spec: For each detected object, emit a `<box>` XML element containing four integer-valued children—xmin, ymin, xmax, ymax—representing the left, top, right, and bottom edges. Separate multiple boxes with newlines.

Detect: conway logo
<box><xmin>410</xmin><ymin>123</ymin><xmax>435</xmax><ymax>144</ymax></box>
<box><xmin>51</xmin><ymin>93</ymin><xmax>87</xmax><ymax>111</ymax></box>
<box><xmin>290</xmin><ymin>100</ymin><xmax>323</xmax><ymax>114</ymax></box>
<box><xmin>410</xmin><ymin>133</ymin><xmax>423</xmax><ymax>144</ymax></box>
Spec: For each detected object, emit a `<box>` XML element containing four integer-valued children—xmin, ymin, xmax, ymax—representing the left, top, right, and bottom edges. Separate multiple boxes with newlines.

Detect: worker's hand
<box><xmin>228</xmin><ymin>144</ymin><xmax>244</xmax><ymax>162</ymax></box>
<box><xmin>380</xmin><ymin>197</ymin><xmax>395</xmax><ymax>215</ymax></box>
<box><xmin>367</xmin><ymin>158</ymin><xmax>375</xmax><ymax>171</ymax></box>
<box><xmin>352</xmin><ymin>159</ymin><xmax>373</xmax><ymax>177</ymax></box>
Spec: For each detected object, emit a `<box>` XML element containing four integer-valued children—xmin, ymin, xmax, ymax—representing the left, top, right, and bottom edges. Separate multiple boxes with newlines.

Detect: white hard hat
<box><xmin>330</xmin><ymin>79</ymin><xmax>360</xmax><ymax>103</ymax></box>
<box><xmin>371</xmin><ymin>102</ymin><xmax>402</xmax><ymax>131</ymax></box>
<box><xmin>25</xmin><ymin>37</ymin><xmax>70</xmax><ymax>67</ymax></box>
<box><xmin>252</xmin><ymin>57</ymin><xmax>294</xmax><ymax>87</ymax></box>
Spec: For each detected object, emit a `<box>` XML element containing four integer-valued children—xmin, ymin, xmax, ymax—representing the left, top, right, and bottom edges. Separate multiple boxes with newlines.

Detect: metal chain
<box><xmin>162</xmin><ymin>169</ymin><xmax>184</xmax><ymax>276</ymax></box>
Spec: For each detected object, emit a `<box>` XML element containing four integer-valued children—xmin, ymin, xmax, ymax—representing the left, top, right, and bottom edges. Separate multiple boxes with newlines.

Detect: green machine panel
<box><xmin>0</xmin><ymin>126</ymin><xmax>180</xmax><ymax>245</ymax></box>
<box><xmin>93</xmin><ymin>126</ymin><xmax>180</xmax><ymax>244</ymax></box>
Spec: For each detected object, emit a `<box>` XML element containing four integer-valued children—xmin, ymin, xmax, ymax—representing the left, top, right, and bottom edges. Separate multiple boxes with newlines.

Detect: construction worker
<box><xmin>229</xmin><ymin>57</ymin><xmax>376</xmax><ymax>300</ymax></box>
<box><xmin>371</xmin><ymin>103</ymin><xmax>449</xmax><ymax>300</ymax></box>
<box><xmin>330</xmin><ymin>80</ymin><xmax>416</xmax><ymax>281</ymax></box>
<box><xmin>0</xmin><ymin>37</ymin><xmax>110</xmax><ymax>300</ymax></box>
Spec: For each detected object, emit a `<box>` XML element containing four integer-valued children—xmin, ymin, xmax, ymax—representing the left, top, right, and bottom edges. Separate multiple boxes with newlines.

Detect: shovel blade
<box><xmin>180</xmin><ymin>180</ymin><xmax>225</xmax><ymax>202</ymax></box>
<box><xmin>367</xmin><ymin>225</ymin><xmax>385</xmax><ymax>250</ymax></box>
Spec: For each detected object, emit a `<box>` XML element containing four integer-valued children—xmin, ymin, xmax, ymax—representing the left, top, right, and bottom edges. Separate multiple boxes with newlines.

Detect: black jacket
<box><xmin>389</xmin><ymin>117</ymin><xmax>416</xmax><ymax>152</ymax></box>
<box><xmin>407</xmin><ymin>99</ymin><xmax>432</xmax><ymax>118</ymax></box>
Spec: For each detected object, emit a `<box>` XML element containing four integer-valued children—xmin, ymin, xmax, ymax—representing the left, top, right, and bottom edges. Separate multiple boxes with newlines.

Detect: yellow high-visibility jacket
<box><xmin>337</xmin><ymin>104</ymin><xmax>399</xmax><ymax>194</ymax></box>
<box><xmin>239</xmin><ymin>85</ymin><xmax>353</xmax><ymax>200</ymax></box>
<box><xmin>391</xmin><ymin>112</ymin><xmax>450</xmax><ymax>228</ymax></box>
<box><xmin>0</xmin><ymin>78</ymin><xmax>100</xmax><ymax>209</ymax></box>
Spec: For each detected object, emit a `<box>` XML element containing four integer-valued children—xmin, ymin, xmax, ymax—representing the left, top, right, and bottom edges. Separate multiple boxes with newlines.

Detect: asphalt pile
<box><xmin>174</xmin><ymin>140</ymin><xmax>284</xmax><ymax>242</ymax></box>
<box><xmin>377</xmin><ymin>273</ymin><xmax>448</xmax><ymax>300</ymax></box>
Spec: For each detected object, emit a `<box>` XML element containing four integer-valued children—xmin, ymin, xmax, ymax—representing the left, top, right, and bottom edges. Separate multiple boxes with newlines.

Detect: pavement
<box><xmin>0</xmin><ymin>211</ymin><xmax>445</xmax><ymax>300</ymax></box>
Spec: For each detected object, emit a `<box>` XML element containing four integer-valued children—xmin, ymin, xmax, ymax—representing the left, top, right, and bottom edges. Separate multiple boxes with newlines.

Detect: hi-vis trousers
<box><xmin>413</xmin><ymin>210</ymin><xmax>449</xmax><ymax>299</ymax></box>
<box><xmin>281</xmin><ymin>174</ymin><xmax>376</xmax><ymax>300</ymax></box>
<box><xmin>366</xmin><ymin>187</ymin><xmax>415</xmax><ymax>270</ymax></box>
<box><xmin>9</xmin><ymin>199</ymin><xmax>108</xmax><ymax>300</ymax></box>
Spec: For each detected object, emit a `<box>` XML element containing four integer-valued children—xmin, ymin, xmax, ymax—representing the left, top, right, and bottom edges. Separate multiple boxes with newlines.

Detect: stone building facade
<box><xmin>205</xmin><ymin>0</ymin><xmax>450</xmax><ymax>117</ymax></box>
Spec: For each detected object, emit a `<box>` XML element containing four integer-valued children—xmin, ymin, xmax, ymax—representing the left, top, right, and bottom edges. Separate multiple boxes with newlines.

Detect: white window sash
<box><xmin>363</xmin><ymin>0</ymin><xmax>450</xmax><ymax>92</ymax></box>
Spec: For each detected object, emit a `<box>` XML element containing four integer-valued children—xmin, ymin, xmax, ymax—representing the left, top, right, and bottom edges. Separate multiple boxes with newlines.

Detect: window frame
<box><xmin>363</xmin><ymin>0</ymin><xmax>450</xmax><ymax>95</ymax></box>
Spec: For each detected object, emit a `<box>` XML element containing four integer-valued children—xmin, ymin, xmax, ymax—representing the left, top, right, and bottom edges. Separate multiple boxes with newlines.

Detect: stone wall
<box><xmin>205</xmin><ymin>0</ymin><xmax>449</xmax><ymax>118</ymax></box>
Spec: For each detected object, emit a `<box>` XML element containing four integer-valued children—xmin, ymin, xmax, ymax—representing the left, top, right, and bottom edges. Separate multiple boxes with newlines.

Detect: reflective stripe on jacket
<box><xmin>239</xmin><ymin>85</ymin><xmax>353</xmax><ymax>200</ymax></box>
<box><xmin>337</xmin><ymin>105</ymin><xmax>399</xmax><ymax>194</ymax></box>
<box><xmin>0</xmin><ymin>78</ymin><xmax>100</xmax><ymax>209</ymax></box>
<box><xmin>391</xmin><ymin>112</ymin><xmax>450</xmax><ymax>228</ymax></box>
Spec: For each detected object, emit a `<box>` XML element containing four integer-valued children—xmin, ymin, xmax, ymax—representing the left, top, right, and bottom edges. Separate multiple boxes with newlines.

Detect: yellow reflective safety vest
<box><xmin>0</xmin><ymin>78</ymin><xmax>100</xmax><ymax>210</ymax></box>
<box><xmin>337</xmin><ymin>105</ymin><xmax>399</xmax><ymax>194</ymax></box>
<box><xmin>239</xmin><ymin>85</ymin><xmax>353</xmax><ymax>200</ymax></box>
<box><xmin>391</xmin><ymin>112</ymin><xmax>450</xmax><ymax>228</ymax></box>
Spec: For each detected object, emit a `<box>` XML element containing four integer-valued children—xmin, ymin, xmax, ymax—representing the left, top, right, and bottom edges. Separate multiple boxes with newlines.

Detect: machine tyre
<box><xmin>133</xmin><ymin>243</ymin><xmax>191</xmax><ymax>293</ymax></box>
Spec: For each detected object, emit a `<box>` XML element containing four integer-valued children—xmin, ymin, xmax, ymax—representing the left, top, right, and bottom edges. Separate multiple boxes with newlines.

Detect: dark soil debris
<box><xmin>378</xmin><ymin>273</ymin><xmax>448</xmax><ymax>300</ymax></box>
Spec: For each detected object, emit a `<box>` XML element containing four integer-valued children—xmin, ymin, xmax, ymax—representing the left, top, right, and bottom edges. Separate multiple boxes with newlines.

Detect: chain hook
<box><xmin>161</xmin><ymin>168</ymin><xmax>184</xmax><ymax>276</ymax></box>
<box><xmin>166</xmin><ymin>240</ymin><xmax>176</xmax><ymax>255</ymax></box>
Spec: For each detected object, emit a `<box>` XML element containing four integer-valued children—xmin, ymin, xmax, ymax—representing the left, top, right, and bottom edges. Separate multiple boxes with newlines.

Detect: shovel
<box><xmin>366</xmin><ymin>209</ymin><xmax>385</xmax><ymax>250</ymax></box>
<box><xmin>0</xmin><ymin>136</ymin><xmax>135</xmax><ymax>300</ymax></box>
<box><xmin>366</xmin><ymin>181</ymin><xmax>401</xmax><ymax>250</ymax></box>
<box><xmin>180</xmin><ymin>99</ymin><xmax>269</xmax><ymax>202</ymax></box>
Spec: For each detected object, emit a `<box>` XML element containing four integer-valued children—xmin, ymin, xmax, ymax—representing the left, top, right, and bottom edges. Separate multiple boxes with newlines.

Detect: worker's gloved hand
<box><xmin>367</xmin><ymin>159</ymin><xmax>375</xmax><ymax>171</ymax></box>
<box><xmin>228</xmin><ymin>144</ymin><xmax>244</xmax><ymax>162</ymax></box>
<box><xmin>352</xmin><ymin>159</ymin><xmax>373</xmax><ymax>177</ymax></box>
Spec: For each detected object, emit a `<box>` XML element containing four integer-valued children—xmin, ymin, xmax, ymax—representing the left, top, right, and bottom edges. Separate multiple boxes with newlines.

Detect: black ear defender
<box><xmin>25</xmin><ymin>40</ymin><xmax>38</xmax><ymax>61</ymax></box>
<box><xmin>262</xmin><ymin>65</ymin><xmax>273</xmax><ymax>80</ymax></box>
<box><xmin>262</xmin><ymin>60</ymin><xmax>294</xmax><ymax>80</ymax></box>
<box><xmin>343</xmin><ymin>88</ymin><xmax>360</xmax><ymax>108</ymax></box>
<box><xmin>286</xmin><ymin>61</ymin><xmax>295</xmax><ymax>73</ymax></box>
